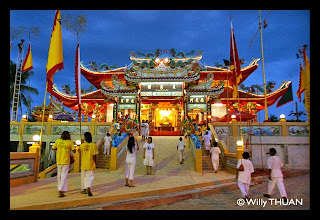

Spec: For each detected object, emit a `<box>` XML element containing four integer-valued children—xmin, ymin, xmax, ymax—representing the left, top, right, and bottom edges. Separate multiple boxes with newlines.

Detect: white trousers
<box><xmin>238</xmin><ymin>181</ymin><xmax>250</xmax><ymax>198</ymax></box>
<box><xmin>57</xmin><ymin>164</ymin><xmax>69</xmax><ymax>192</ymax></box>
<box><xmin>212</xmin><ymin>159</ymin><xmax>219</xmax><ymax>171</ymax></box>
<box><xmin>103</xmin><ymin>144</ymin><xmax>111</xmax><ymax>155</ymax></box>
<box><xmin>81</xmin><ymin>170</ymin><xmax>94</xmax><ymax>190</ymax></box>
<box><xmin>144</xmin><ymin>156</ymin><xmax>154</xmax><ymax>166</ymax></box>
<box><xmin>179</xmin><ymin>149</ymin><xmax>184</xmax><ymax>162</ymax></box>
<box><xmin>268</xmin><ymin>177</ymin><xmax>287</xmax><ymax>197</ymax></box>
<box><xmin>125</xmin><ymin>159</ymin><xmax>136</xmax><ymax>180</ymax></box>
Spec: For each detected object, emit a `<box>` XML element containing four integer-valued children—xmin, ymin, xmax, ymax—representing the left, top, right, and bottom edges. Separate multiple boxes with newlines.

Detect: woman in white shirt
<box><xmin>237</xmin><ymin>152</ymin><xmax>255</xmax><ymax>199</ymax></box>
<box><xmin>125</xmin><ymin>135</ymin><xmax>139</xmax><ymax>187</ymax></box>
<box><xmin>202</xmin><ymin>131</ymin><xmax>212</xmax><ymax>156</ymax></box>
<box><xmin>210</xmin><ymin>142</ymin><xmax>221</xmax><ymax>173</ymax></box>
<box><xmin>177</xmin><ymin>137</ymin><xmax>186</xmax><ymax>164</ymax></box>
<box><xmin>103</xmin><ymin>133</ymin><xmax>112</xmax><ymax>155</ymax></box>
<box><xmin>143</xmin><ymin>137</ymin><xmax>155</xmax><ymax>175</ymax></box>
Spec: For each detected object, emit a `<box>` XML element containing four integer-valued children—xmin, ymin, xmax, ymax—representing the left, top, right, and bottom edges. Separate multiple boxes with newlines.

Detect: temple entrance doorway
<box><xmin>141</xmin><ymin>101</ymin><xmax>182</xmax><ymax>136</ymax></box>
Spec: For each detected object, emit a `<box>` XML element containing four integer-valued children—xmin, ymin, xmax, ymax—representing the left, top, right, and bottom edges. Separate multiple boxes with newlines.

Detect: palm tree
<box><xmin>10</xmin><ymin>59</ymin><xmax>39</xmax><ymax>114</ymax></box>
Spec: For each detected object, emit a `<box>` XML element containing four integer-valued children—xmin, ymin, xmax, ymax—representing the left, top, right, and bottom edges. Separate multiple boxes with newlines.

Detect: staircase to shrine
<box><xmin>201</xmin><ymin>142</ymin><xmax>224</xmax><ymax>172</ymax></box>
<box><xmin>96</xmin><ymin>154</ymin><xmax>111</xmax><ymax>169</ymax></box>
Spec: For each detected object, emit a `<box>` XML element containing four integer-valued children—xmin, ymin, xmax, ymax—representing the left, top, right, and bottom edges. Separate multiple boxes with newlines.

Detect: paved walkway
<box><xmin>146</xmin><ymin>174</ymin><xmax>310</xmax><ymax>210</ymax></box>
<box><xmin>10</xmin><ymin>136</ymin><xmax>235</xmax><ymax>210</ymax></box>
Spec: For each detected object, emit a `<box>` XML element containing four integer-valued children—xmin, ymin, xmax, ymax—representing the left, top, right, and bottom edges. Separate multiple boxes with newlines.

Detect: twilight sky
<box><xmin>10</xmin><ymin>10</ymin><xmax>310</xmax><ymax>121</ymax></box>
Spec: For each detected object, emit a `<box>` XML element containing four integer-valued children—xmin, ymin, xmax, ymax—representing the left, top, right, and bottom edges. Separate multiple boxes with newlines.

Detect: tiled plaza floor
<box><xmin>10</xmin><ymin>136</ymin><xmax>235</xmax><ymax>210</ymax></box>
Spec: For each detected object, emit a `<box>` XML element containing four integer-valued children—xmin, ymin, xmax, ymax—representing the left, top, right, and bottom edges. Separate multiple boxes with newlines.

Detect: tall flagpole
<box><xmin>76</xmin><ymin>40</ymin><xmax>82</xmax><ymax>141</ymax></box>
<box><xmin>230</xmin><ymin>19</ymin><xmax>243</xmax><ymax>142</ymax></box>
<box><xmin>259</xmin><ymin>10</ymin><xmax>268</xmax><ymax>121</ymax></box>
<box><xmin>39</xmin><ymin>81</ymin><xmax>48</xmax><ymax>148</ymax></box>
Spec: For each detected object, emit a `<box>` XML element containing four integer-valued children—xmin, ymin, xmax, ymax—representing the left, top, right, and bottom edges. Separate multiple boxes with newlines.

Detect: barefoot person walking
<box><xmin>210</xmin><ymin>142</ymin><xmax>221</xmax><ymax>173</ymax></box>
<box><xmin>125</xmin><ymin>135</ymin><xmax>139</xmax><ymax>187</ymax></box>
<box><xmin>177</xmin><ymin>137</ymin><xmax>186</xmax><ymax>164</ymax></box>
<box><xmin>143</xmin><ymin>137</ymin><xmax>155</xmax><ymax>175</ymax></box>
<box><xmin>237</xmin><ymin>152</ymin><xmax>255</xmax><ymax>199</ymax></box>
<box><xmin>264</xmin><ymin>148</ymin><xmax>288</xmax><ymax>200</ymax></box>
<box><xmin>52</xmin><ymin>131</ymin><xmax>76</xmax><ymax>198</ymax></box>
<box><xmin>79</xmin><ymin>132</ymin><xmax>98</xmax><ymax>197</ymax></box>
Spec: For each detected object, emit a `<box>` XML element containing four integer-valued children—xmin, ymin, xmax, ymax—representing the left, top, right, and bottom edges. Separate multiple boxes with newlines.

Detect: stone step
<box><xmin>96</xmin><ymin>154</ymin><xmax>111</xmax><ymax>169</ymax></box>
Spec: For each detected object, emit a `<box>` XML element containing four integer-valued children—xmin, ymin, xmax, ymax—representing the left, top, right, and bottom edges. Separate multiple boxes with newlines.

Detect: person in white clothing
<box><xmin>202</xmin><ymin>131</ymin><xmax>212</xmax><ymax>156</ymax></box>
<box><xmin>143</xmin><ymin>137</ymin><xmax>155</xmax><ymax>175</ymax></box>
<box><xmin>206</xmin><ymin>128</ymin><xmax>212</xmax><ymax>137</ymax></box>
<box><xmin>145</xmin><ymin>120</ymin><xmax>150</xmax><ymax>138</ymax></box>
<box><xmin>140</xmin><ymin>120</ymin><xmax>147</xmax><ymax>141</ymax></box>
<box><xmin>103</xmin><ymin>133</ymin><xmax>112</xmax><ymax>155</ymax></box>
<box><xmin>237</xmin><ymin>152</ymin><xmax>255</xmax><ymax>199</ymax></box>
<box><xmin>125</xmin><ymin>135</ymin><xmax>139</xmax><ymax>187</ymax></box>
<box><xmin>264</xmin><ymin>148</ymin><xmax>288</xmax><ymax>200</ymax></box>
<box><xmin>210</xmin><ymin>142</ymin><xmax>221</xmax><ymax>173</ymax></box>
<box><xmin>177</xmin><ymin>137</ymin><xmax>186</xmax><ymax>164</ymax></box>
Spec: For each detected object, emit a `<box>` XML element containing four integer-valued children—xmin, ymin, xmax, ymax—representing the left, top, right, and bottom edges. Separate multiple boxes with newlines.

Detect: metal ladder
<box><xmin>11</xmin><ymin>40</ymin><xmax>24</xmax><ymax>122</ymax></box>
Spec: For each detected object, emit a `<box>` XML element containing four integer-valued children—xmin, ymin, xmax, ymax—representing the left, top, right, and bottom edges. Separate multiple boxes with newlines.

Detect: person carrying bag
<box><xmin>236</xmin><ymin>152</ymin><xmax>254</xmax><ymax>199</ymax></box>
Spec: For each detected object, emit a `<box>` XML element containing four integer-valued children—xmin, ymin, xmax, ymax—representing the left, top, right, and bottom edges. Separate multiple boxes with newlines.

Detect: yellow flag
<box><xmin>21</xmin><ymin>42</ymin><xmax>33</xmax><ymax>72</ymax></box>
<box><xmin>46</xmin><ymin>10</ymin><xmax>63</xmax><ymax>91</ymax></box>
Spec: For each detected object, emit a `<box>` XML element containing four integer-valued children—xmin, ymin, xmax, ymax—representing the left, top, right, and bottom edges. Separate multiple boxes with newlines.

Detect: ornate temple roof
<box><xmin>80</xmin><ymin>53</ymin><xmax>259</xmax><ymax>90</ymax></box>
<box><xmin>50</xmin><ymin>84</ymin><xmax>107</xmax><ymax>108</ymax></box>
<box><xmin>200</xmin><ymin>58</ymin><xmax>260</xmax><ymax>83</ymax></box>
<box><xmin>48</xmin><ymin>48</ymin><xmax>291</xmax><ymax>114</ymax></box>
<box><xmin>219</xmin><ymin>81</ymin><xmax>293</xmax><ymax>109</ymax></box>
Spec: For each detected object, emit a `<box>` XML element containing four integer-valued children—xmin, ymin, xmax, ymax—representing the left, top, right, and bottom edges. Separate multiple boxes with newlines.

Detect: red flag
<box><xmin>230</xmin><ymin>22</ymin><xmax>242</xmax><ymax>98</ymax></box>
<box><xmin>296</xmin><ymin>63</ymin><xmax>305</xmax><ymax>102</ymax></box>
<box><xmin>75</xmin><ymin>43</ymin><xmax>81</xmax><ymax>117</ymax></box>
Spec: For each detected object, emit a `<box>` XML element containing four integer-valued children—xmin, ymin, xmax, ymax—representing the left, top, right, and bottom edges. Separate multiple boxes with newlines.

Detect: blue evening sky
<box><xmin>10</xmin><ymin>10</ymin><xmax>310</xmax><ymax>122</ymax></box>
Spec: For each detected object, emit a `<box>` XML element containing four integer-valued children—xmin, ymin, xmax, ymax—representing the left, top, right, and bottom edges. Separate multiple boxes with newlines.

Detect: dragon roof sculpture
<box><xmin>101</xmin><ymin>75</ymin><xmax>139</xmax><ymax>97</ymax></box>
<box><xmin>125</xmin><ymin>48</ymin><xmax>203</xmax><ymax>82</ymax></box>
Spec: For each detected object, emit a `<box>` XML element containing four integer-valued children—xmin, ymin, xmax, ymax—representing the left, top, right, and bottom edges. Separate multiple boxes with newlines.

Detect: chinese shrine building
<box><xmin>48</xmin><ymin>48</ymin><xmax>292</xmax><ymax>135</ymax></box>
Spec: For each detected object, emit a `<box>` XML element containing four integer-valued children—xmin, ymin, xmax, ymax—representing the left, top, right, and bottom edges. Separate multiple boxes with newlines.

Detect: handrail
<box><xmin>38</xmin><ymin>164</ymin><xmax>57</xmax><ymax>179</ymax></box>
<box><xmin>110</xmin><ymin>130</ymin><xmax>139</xmax><ymax>171</ymax></box>
<box><xmin>208</xmin><ymin>123</ymin><xmax>227</xmax><ymax>168</ymax></box>
<box><xmin>10</xmin><ymin>146</ymin><xmax>40</xmax><ymax>187</ymax></box>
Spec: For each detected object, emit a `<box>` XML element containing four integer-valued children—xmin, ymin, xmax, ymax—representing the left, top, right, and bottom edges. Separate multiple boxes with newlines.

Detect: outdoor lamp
<box><xmin>30</xmin><ymin>135</ymin><xmax>41</xmax><ymax>156</ymax></box>
<box><xmin>76</xmin><ymin>140</ymin><xmax>81</xmax><ymax>145</ymax></box>
<box><xmin>280</xmin><ymin>114</ymin><xmax>286</xmax><ymax>122</ymax></box>
<box><xmin>21</xmin><ymin>114</ymin><xmax>27</xmax><ymax>122</ymax></box>
<box><xmin>236</xmin><ymin>140</ymin><xmax>243</xmax><ymax>147</ymax></box>
<box><xmin>32</xmin><ymin>135</ymin><xmax>40</xmax><ymax>142</ymax></box>
<box><xmin>231</xmin><ymin>114</ymin><xmax>237</xmax><ymax>122</ymax></box>
<box><xmin>48</xmin><ymin>114</ymin><xmax>53</xmax><ymax>121</ymax></box>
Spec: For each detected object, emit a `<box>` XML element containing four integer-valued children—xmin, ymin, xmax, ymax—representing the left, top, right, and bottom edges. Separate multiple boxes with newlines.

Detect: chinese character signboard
<box><xmin>188</xmin><ymin>95</ymin><xmax>207</xmax><ymax>110</ymax></box>
<box><xmin>140</xmin><ymin>82</ymin><xmax>183</xmax><ymax>96</ymax></box>
<box><xmin>118</xmin><ymin>96</ymin><xmax>136</xmax><ymax>110</ymax></box>
<box><xmin>113</xmin><ymin>102</ymin><xmax>118</xmax><ymax>122</ymax></box>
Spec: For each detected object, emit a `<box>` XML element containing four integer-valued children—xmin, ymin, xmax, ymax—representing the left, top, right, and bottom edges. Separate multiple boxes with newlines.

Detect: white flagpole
<box><xmin>76</xmin><ymin>42</ymin><xmax>82</xmax><ymax>141</ymax></box>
